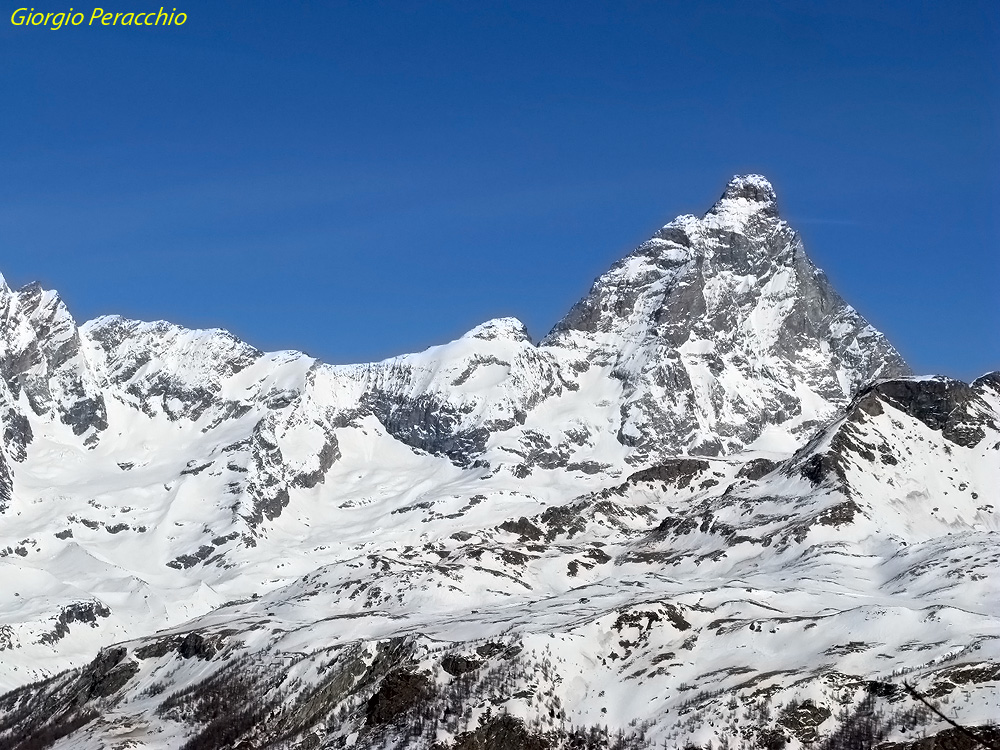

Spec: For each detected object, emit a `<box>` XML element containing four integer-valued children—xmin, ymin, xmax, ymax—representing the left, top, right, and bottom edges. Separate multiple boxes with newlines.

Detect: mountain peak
<box><xmin>462</xmin><ymin>317</ymin><xmax>531</xmax><ymax>342</ymax></box>
<box><xmin>708</xmin><ymin>173</ymin><xmax>779</xmax><ymax>219</ymax></box>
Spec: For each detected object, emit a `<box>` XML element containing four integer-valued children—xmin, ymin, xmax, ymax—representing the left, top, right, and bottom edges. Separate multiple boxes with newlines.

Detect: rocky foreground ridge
<box><xmin>0</xmin><ymin>176</ymin><xmax>997</xmax><ymax>749</ymax></box>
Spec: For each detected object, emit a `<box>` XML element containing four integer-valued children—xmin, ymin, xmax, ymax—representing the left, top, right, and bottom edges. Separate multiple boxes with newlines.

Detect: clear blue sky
<box><xmin>2</xmin><ymin>1</ymin><xmax>997</xmax><ymax>380</ymax></box>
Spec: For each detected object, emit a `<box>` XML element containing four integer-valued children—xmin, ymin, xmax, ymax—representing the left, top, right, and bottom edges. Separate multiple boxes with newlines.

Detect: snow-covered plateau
<box><xmin>0</xmin><ymin>176</ymin><xmax>997</xmax><ymax>749</ymax></box>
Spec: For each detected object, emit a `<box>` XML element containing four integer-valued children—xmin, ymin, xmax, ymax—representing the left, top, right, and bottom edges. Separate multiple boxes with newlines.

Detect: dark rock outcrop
<box><xmin>866</xmin><ymin>377</ymin><xmax>992</xmax><ymax>448</ymax></box>
<box><xmin>365</xmin><ymin>669</ymin><xmax>433</xmax><ymax>725</ymax></box>
<box><xmin>628</xmin><ymin>458</ymin><xmax>710</xmax><ymax>488</ymax></box>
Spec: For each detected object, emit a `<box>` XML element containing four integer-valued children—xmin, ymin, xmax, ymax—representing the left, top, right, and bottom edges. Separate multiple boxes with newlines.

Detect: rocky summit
<box><xmin>0</xmin><ymin>176</ymin><xmax>996</xmax><ymax>750</ymax></box>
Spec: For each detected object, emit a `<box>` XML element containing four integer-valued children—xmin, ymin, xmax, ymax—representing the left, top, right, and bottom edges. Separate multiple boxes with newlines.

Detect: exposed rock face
<box><xmin>627</xmin><ymin>458</ymin><xmax>710</xmax><ymax>487</ymax></box>
<box><xmin>864</xmin><ymin>376</ymin><xmax>995</xmax><ymax>447</ymax></box>
<box><xmin>448</xmin><ymin>714</ymin><xmax>550</xmax><ymax>750</ymax></box>
<box><xmin>0</xmin><ymin>280</ymin><xmax>108</xmax><ymax>443</ymax></box>
<box><xmin>39</xmin><ymin>601</ymin><xmax>112</xmax><ymax>645</ymax></box>
<box><xmin>72</xmin><ymin>646</ymin><xmax>140</xmax><ymax>702</ymax></box>
<box><xmin>365</xmin><ymin>670</ymin><xmax>433</xmax><ymax>725</ymax></box>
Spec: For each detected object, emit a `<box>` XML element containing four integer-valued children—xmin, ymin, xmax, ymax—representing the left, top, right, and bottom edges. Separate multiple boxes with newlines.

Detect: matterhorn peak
<box><xmin>707</xmin><ymin>173</ymin><xmax>779</xmax><ymax>220</ymax></box>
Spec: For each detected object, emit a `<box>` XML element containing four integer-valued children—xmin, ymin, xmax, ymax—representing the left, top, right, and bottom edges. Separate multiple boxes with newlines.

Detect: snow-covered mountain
<box><xmin>0</xmin><ymin>176</ymin><xmax>996</xmax><ymax>750</ymax></box>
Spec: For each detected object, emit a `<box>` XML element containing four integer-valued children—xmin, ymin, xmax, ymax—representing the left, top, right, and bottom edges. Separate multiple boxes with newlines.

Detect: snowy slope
<box><xmin>0</xmin><ymin>176</ymin><xmax>996</xmax><ymax>750</ymax></box>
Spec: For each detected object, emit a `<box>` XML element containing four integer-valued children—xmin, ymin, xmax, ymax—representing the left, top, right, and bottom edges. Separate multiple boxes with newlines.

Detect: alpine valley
<box><xmin>0</xmin><ymin>176</ymin><xmax>997</xmax><ymax>750</ymax></box>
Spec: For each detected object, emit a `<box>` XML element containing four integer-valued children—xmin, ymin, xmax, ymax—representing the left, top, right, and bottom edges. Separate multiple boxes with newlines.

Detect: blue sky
<box><xmin>2</xmin><ymin>0</ymin><xmax>997</xmax><ymax>380</ymax></box>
